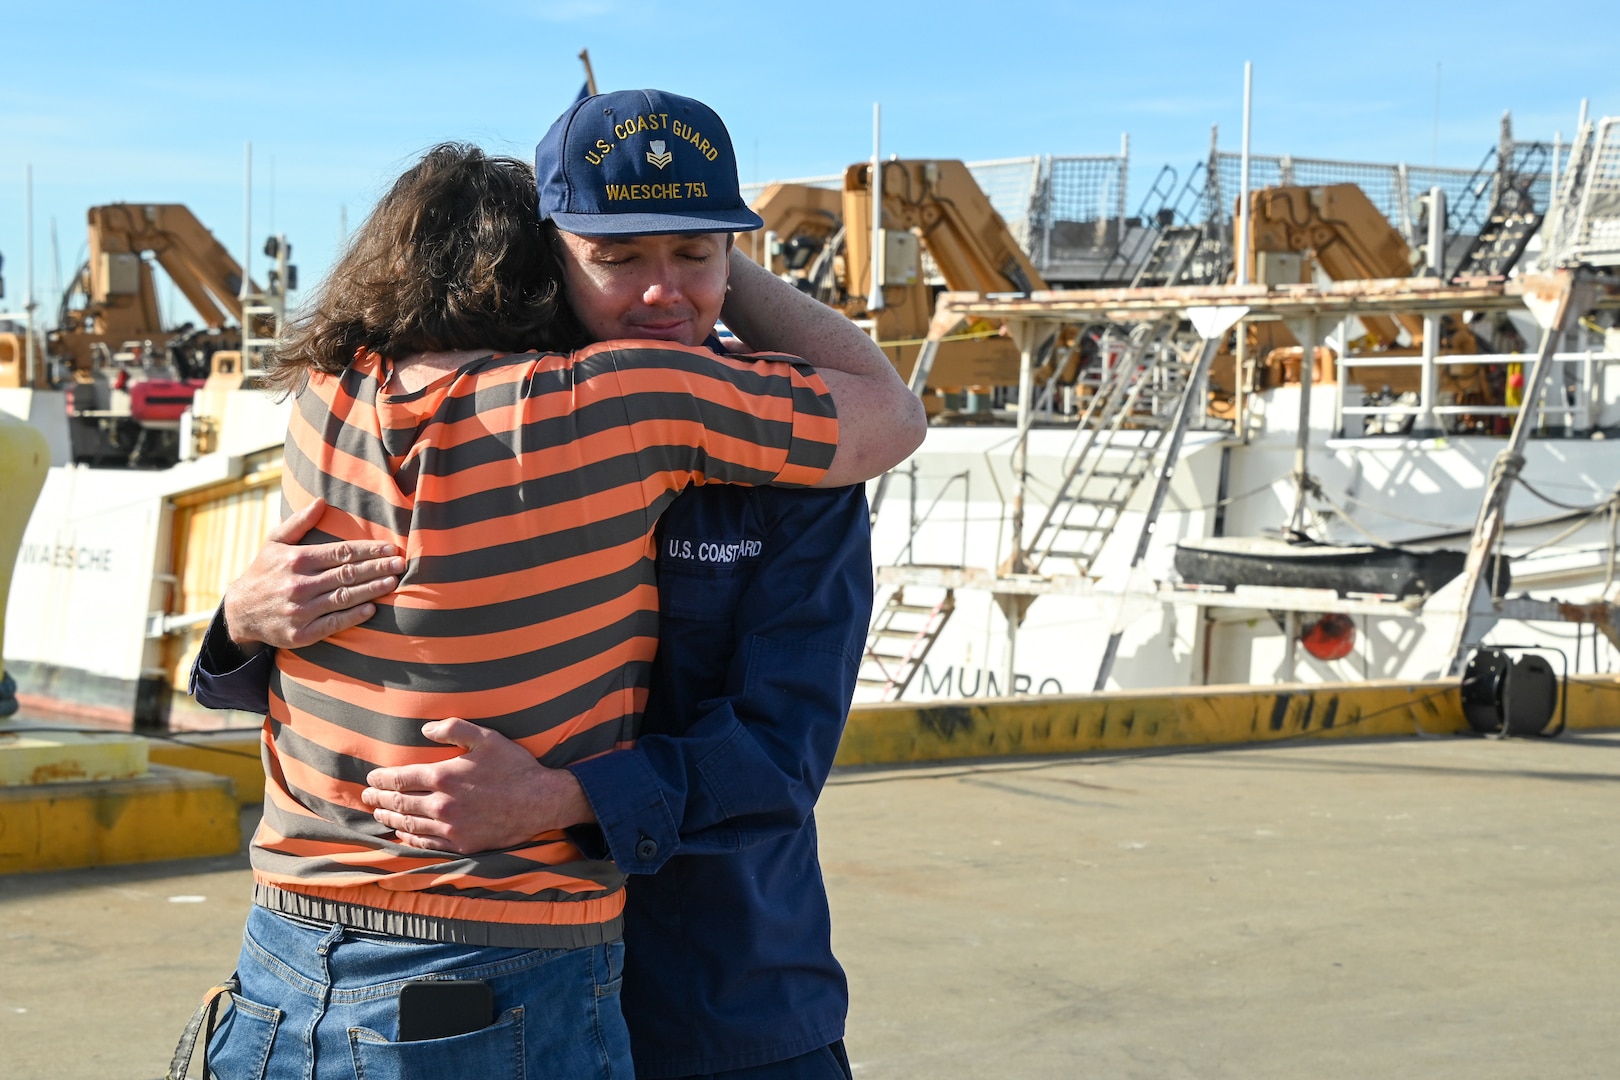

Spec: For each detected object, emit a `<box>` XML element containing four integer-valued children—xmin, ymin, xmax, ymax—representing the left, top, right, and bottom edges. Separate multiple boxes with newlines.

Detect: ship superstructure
<box><xmin>4</xmin><ymin>111</ymin><xmax>1619</xmax><ymax>725</ymax></box>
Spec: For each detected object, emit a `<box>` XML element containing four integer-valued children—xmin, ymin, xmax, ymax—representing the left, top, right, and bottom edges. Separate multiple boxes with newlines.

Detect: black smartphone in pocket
<box><xmin>397</xmin><ymin>979</ymin><xmax>495</xmax><ymax>1041</ymax></box>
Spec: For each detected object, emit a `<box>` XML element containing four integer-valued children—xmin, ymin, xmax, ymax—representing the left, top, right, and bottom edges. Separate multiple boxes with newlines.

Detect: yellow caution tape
<box><xmin>875</xmin><ymin>328</ymin><xmax>1001</xmax><ymax>349</ymax></box>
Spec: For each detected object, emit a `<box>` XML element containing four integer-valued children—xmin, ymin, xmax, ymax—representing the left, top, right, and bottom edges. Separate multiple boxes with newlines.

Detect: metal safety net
<box><xmin>1569</xmin><ymin>118</ymin><xmax>1620</xmax><ymax>266</ymax></box>
<box><xmin>1209</xmin><ymin>147</ymin><xmax>1554</xmax><ymax>246</ymax></box>
<box><xmin>740</xmin><ymin>134</ymin><xmax>1563</xmax><ymax>287</ymax></box>
<box><xmin>1209</xmin><ymin>152</ymin><xmax>1475</xmax><ymax>237</ymax></box>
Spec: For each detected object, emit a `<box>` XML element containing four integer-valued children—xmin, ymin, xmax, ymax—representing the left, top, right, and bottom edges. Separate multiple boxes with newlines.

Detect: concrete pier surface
<box><xmin>3</xmin><ymin>731</ymin><xmax>1618</xmax><ymax>1079</ymax></box>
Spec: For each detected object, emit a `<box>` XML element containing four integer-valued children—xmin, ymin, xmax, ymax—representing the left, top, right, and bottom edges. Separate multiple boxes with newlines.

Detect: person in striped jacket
<box><xmin>197</xmin><ymin>131</ymin><xmax>922</xmax><ymax>1080</ymax></box>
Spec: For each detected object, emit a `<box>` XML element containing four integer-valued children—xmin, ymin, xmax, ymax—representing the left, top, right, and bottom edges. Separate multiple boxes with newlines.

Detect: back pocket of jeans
<box><xmin>349</xmin><ymin>1005</ymin><xmax>524</xmax><ymax>1080</ymax></box>
<box><xmin>205</xmin><ymin>992</ymin><xmax>283</xmax><ymax>1080</ymax></box>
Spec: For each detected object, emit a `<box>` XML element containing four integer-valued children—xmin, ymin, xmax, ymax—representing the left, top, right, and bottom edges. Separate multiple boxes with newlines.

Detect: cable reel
<box><xmin>1460</xmin><ymin>646</ymin><xmax>1566</xmax><ymax>738</ymax></box>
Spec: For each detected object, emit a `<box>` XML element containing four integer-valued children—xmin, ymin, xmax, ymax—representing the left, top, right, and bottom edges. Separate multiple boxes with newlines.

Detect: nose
<box><xmin>639</xmin><ymin>256</ymin><xmax>685</xmax><ymax>308</ymax></box>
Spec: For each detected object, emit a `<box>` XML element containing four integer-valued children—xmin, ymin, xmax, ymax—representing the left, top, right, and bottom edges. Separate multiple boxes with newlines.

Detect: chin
<box><xmin>626</xmin><ymin>326</ymin><xmax>693</xmax><ymax>344</ymax></box>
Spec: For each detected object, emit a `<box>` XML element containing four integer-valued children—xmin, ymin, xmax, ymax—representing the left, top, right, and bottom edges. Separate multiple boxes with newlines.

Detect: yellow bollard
<box><xmin>0</xmin><ymin>411</ymin><xmax>50</xmax><ymax>715</ymax></box>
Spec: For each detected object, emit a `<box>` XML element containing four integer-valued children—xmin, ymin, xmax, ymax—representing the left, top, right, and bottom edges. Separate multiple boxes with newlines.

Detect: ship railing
<box><xmin>1206</xmin><ymin>150</ymin><xmax>1544</xmax><ymax>241</ymax></box>
<box><xmin>738</xmin><ymin>140</ymin><xmax>1562</xmax><ymax>290</ymax></box>
<box><xmin>1335</xmin><ymin>350</ymin><xmax>1620</xmax><ymax>436</ymax></box>
<box><xmin>1025</xmin><ymin>154</ymin><xmax>1131</xmax><ymax>277</ymax></box>
<box><xmin>886</xmin><ymin>464</ymin><xmax>975</xmax><ymax>572</ymax></box>
<box><xmin>1563</xmin><ymin>117</ymin><xmax>1620</xmax><ymax>269</ymax></box>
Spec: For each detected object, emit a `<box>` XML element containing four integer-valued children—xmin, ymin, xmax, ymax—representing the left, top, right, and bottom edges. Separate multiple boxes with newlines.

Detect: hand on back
<box><xmin>223</xmin><ymin>498</ymin><xmax>405</xmax><ymax>650</ymax></box>
<box><xmin>362</xmin><ymin>719</ymin><xmax>593</xmax><ymax>853</ymax></box>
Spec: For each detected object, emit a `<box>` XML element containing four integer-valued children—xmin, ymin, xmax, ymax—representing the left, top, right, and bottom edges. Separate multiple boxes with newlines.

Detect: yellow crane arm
<box><xmin>89</xmin><ymin>204</ymin><xmax>258</xmax><ymax>328</ymax></box>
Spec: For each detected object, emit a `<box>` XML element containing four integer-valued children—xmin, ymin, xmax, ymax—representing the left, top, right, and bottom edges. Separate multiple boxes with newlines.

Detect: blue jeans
<box><xmin>206</xmin><ymin>906</ymin><xmax>632</xmax><ymax>1080</ymax></box>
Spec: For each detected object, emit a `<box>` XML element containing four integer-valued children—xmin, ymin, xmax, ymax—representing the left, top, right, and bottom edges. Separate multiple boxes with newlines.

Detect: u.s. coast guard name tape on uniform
<box><xmin>662</xmin><ymin>535</ymin><xmax>765</xmax><ymax>564</ymax></box>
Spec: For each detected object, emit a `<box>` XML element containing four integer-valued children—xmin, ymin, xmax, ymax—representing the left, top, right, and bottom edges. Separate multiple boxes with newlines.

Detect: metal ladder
<box><xmin>1452</xmin><ymin>190</ymin><xmax>1543</xmax><ymax>278</ymax></box>
<box><xmin>1450</xmin><ymin>138</ymin><xmax>1550</xmax><ymax>279</ymax></box>
<box><xmin>858</xmin><ymin>587</ymin><xmax>956</xmax><ymax>702</ymax></box>
<box><xmin>1100</xmin><ymin>161</ymin><xmax>1218</xmax><ymax>285</ymax></box>
<box><xmin>1023</xmin><ymin>320</ymin><xmax>1193</xmax><ymax>575</ymax></box>
<box><xmin>1130</xmin><ymin>226</ymin><xmax>1203</xmax><ymax>288</ymax></box>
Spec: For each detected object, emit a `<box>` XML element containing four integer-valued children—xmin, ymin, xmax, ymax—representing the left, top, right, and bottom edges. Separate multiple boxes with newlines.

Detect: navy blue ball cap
<box><xmin>536</xmin><ymin>88</ymin><xmax>764</xmax><ymax>236</ymax></box>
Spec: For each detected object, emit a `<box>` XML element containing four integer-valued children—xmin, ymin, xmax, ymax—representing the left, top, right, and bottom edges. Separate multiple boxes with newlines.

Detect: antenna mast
<box><xmin>579</xmin><ymin>49</ymin><xmax>598</xmax><ymax>96</ymax></box>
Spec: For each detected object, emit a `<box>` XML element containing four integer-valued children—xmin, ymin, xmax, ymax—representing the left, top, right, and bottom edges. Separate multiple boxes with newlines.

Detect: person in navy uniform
<box><xmin>192</xmin><ymin>88</ymin><xmax>901</xmax><ymax>1080</ymax></box>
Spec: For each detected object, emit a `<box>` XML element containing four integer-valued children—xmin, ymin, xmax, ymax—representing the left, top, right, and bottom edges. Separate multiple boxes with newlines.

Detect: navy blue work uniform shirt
<box><xmin>190</xmin><ymin>481</ymin><xmax>873</xmax><ymax>1078</ymax></box>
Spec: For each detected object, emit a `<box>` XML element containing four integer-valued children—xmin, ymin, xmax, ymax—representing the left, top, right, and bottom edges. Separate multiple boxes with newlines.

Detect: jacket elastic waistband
<box><xmin>254</xmin><ymin>885</ymin><xmax>624</xmax><ymax>949</ymax></box>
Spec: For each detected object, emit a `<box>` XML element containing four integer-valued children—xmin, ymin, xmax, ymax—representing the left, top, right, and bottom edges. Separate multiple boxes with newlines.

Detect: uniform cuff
<box><xmin>188</xmin><ymin>607</ymin><xmax>274</xmax><ymax>714</ymax></box>
<box><xmin>567</xmin><ymin>750</ymin><xmax>681</xmax><ymax>875</ymax></box>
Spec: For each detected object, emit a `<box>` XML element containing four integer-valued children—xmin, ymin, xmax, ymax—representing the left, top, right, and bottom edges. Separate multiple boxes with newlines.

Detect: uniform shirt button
<box><xmin>635</xmin><ymin>837</ymin><xmax>659</xmax><ymax>862</ymax></box>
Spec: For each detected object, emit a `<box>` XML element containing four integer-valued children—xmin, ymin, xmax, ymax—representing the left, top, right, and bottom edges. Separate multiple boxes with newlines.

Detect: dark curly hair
<box><xmin>267</xmin><ymin>143</ymin><xmax>585</xmax><ymax>391</ymax></box>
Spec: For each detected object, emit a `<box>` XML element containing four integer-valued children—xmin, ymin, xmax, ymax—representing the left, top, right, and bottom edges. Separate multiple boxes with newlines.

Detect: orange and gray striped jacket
<box><xmin>251</xmin><ymin>341</ymin><xmax>838</xmax><ymax>947</ymax></box>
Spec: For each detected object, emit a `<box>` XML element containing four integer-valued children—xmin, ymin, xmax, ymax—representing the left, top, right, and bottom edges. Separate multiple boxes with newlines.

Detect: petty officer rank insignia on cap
<box><xmin>535</xmin><ymin>88</ymin><xmax>765</xmax><ymax>236</ymax></box>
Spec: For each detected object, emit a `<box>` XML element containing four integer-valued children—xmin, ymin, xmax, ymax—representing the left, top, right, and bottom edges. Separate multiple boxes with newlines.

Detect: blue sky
<box><xmin>2</xmin><ymin>0</ymin><xmax>1614</xmax><ymax>323</ymax></box>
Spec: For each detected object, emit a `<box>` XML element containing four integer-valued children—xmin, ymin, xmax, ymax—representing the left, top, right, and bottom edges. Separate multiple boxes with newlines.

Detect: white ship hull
<box><xmin>861</xmin><ymin>374</ymin><xmax>1620</xmax><ymax>704</ymax></box>
<box><xmin>2</xmin><ymin>386</ymin><xmax>291</xmax><ymax>726</ymax></box>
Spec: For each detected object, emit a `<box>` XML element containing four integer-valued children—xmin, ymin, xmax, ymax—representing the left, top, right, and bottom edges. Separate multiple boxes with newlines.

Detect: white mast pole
<box><xmin>867</xmin><ymin>102</ymin><xmax>884</xmax><ymax>313</ymax></box>
<box><xmin>1236</xmin><ymin>62</ymin><xmax>1254</xmax><ymax>285</ymax></box>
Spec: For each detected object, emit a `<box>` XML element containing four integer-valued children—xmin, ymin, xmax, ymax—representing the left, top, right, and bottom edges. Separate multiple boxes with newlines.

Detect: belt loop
<box><xmin>315</xmin><ymin>922</ymin><xmax>344</xmax><ymax>956</ymax></box>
